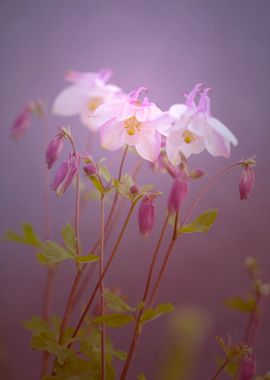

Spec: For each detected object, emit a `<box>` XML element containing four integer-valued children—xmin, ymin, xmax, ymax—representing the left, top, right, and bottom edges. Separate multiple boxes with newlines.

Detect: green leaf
<box><xmin>99</xmin><ymin>164</ymin><xmax>112</xmax><ymax>182</ymax></box>
<box><xmin>76</xmin><ymin>254</ymin><xmax>99</xmax><ymax>263</ymax></box>
<box><xmin>4</xmin><ymin>223</ymin><xmax>41</xmax><ymax>247</ymax></box>
<box><xmin>93</xmin><ymin>313</ymin><xmax>134</xmax><ymax>328</ymax></box>
<box><xmin>180</xmin><ymin>209</ymin><xmax>218</xmax><ymax>234</ymax></box>
<box><xmin>61</xmin><ymin>224</ymin><xmax>76</xmax><ymax>255</ymax></box>
<box><xmin>38</xmin><ymin>241</ymin><xmax>75</xmax><ymax>263</ymax></box>
<box><xmin>138</xmin><ymin>374</ymin><xmax>147</xmax><ymax>380</ymax></box>
<box><xmin>141</xmin><ymin>303</ymin><xmax>174</xmax><ymax>324</ymax></box>
<box><xmin>90</xmin><ymin>176</ymin><xmax>105</xmax><ymax>193</ymax></box>
<box><xmin>225</xmin><ymin>296</ymin><xmax>255</xmax><ymax>313</ymax></box>
<box><xmin>104</xmin><ymin>290</ymin><xmax>135</xmax><ymax>313</ymax></box>
<box><xmin>23</xmin><ymin>316</ymin><xmax>50</xmax><ymax>334</ymax></box>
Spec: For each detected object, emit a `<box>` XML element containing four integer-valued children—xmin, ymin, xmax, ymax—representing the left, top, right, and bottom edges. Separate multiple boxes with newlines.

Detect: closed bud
<box><xmin>52</xmin><ymin>153</ymin><xmax>80</xmax><ymax>196</ymax></box>
<box><xmin>238</xmin><ymin>352</ymin><xmax>256</xmax><ymax>380</ymax></box>
<box><xmin>10</xmin><ymin>106</ymin><xmax>31</xmax><ymax>140</ymax></box>
<box><xmin>168</xmin><ymin>178</ymin><xmax>188</xmax><ymax>214</ymax></box>
<box><xmin>190</xmin><ymin>168</ymin><xmax>205</xmax><ymax>179</ymax></box>
<box><xmin>46</xmin><ymin>134</ymin><xmax>64</xmax><ymax>169</ymax></box>
<box><xmin>83</xmin><ymin>163</ymin><xmax>98</xmax><ymax>176</ymax></box>
<box><xmin>130</xmin><ymin>184</ymin><xmax>140</xmax><ymax>194</ymax></box>
<box><xmin>239</xmin><ymin>166</ymin><xmax>255</xmax><ymax>200</ymax></box>
<box><xmin>138</xmin><ymin>196</ymin><xmax>155</xmax><ymax>237</ymax></box>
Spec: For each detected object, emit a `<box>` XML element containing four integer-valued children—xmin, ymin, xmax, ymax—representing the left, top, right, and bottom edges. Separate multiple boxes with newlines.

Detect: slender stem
<box><xmin>182</xmin><ymin>161</ymin><xmax>242</xmax><ymax>227</ymax></box>
<box><xmin>99</xmin><ymin>194</ymin><xmax>105</xmax><ymax>380</ymax></box>
<box><xmin>69</xmin><ymin>202</ymin><xmax>136</xmax><ymax>344</ymax></box>
<box><xmin>120</xmin><ymin>214</ymin><xmax>170</xmax><ymax>380</ymax></box>
<box><xmin>243</xmin><ymin>291</ymin><xmax>261</xmax><ymax>345</ymax></box>
<box><xmin>211</xmin><ymin>356</ymin><xmax>230</xmax><ymax>380</ymax></box>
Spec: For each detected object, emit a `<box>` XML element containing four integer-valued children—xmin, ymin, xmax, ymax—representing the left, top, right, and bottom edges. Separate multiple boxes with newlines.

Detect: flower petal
<box><xmin>100</xmin><ymin>119</ymin><xmax>125</xmax><ymax>150</ymax></box>
<box><xmin>52</xmin><ymin>85</ymin><xmax>86</xmax><ymax>116</ymax></box>
<box><xmin>208</xmin><ymin>117</ymin><xmax>238</xmax><ymax>146</ymax></box>
<box><xmin>166</xmin><ymin>140</ymin><xmax>181</xmax><ymax>165</ymax></box>
<box><xmin>169</xmin><ymin>104</ymin><xmax>187</xmax><ymax>119</ymax></box>
<box><xmin>91</xmin><ymin>99</ymin><xmax>125</xmax><ymax>127</ymax></box>
<box><xmin>135</xmin><ymin>130</ymin><xmax>161</xmax><ymax>162</ymax></box>
<box><xmin>204</xmin><ymin>127</ymin><xmax>231</xmax><ymax>157</ymax></box>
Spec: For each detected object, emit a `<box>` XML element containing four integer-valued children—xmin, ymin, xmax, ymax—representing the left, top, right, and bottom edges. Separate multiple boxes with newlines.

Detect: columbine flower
<box><xmin>52</xmin><ymin>68</ymin><xmax>122</xmax><ymax>131</ymax></box>
<box><xmin>168</xmin><ymin>175</ymin><xmax>189</xmax><ymax>214</ymax></box>
<box><xmin>157</xmin><ymin>84</ymin><xmax>238</xmax><ymax>165</ymax></box>
<box><xmin>92</xmin><ymin>87</ymin><xmax>169</xmax><ymax>162</ymax></box>
<box><xmin>45</xmin><ymin>133</ymin><xmax>64</xmax><ymax>169</ymax></box>
<box><xmin>52</xmin><ymin>153</ymin><xmax>80</xmax><ymax>196</ymax></box>
<box><xmin>10</xmin><ymin>105</ymin><xmax>32</xmax><ymax>140</ymax></box>
<box><xmin>239</xmin><ymin>166</ymin><xmax>255</xmax><ymax>200</ymax></box>
<box><xmin>138</xmin><ymin>195</ymin><xmax>155</xmax><ymax>237</ymax></box>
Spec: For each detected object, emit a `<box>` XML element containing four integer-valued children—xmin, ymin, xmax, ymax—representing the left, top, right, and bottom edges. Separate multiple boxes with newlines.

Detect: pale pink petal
<box><xmin>123</xmin><ymin>130</ymin><xmax>141</xmax><ymax>145</ymax></box>
<box><xmin>65</xmin><ymin>70</ymin><xmax>97</xmax><ymax>85</ymax></box>
<box><xmin>167</xmin><ymin>126</ymin><xmax>186</xmax><ymax>147</ymax></box>
<box><xmin>166</xmin><ymin>140</ymin><xmax>181</xmax><ymax>165</ymax></box>
<box><xmin>91</xmin><ymin>99</ymin><xmax>125</xmax><ymax>127</ymax></box>
<box><xmin>52</xmin><ymin>85</ymin><xmax>86</xmax><ymax>116</ymax></box>
<box><xmin>204</xmin><ymin>127</ymin><xmax>230</xmax><ymax>157</ymax></box>
<box><xmin>208</xmin><ymin>117</ymin><xmax>238</xmax><ymax>146</ymax></box>
<box><xmin>169</xmin><ymin>104</ymin><xmax>187</xmax><ymax>119</ymax></box>
<box><xmin>135</xmin><ymin>130</ymin><xmax>161</xmax><ymax>162</ymax></box>
<box><xmin>100</xmin><ymin>120</ymin><xmax>125</xmax><ymax>150</ymax></box>
<box><xmin>187</xmin><ymin>113</ymin><xmax>207</xmax><ymax>136</ymax></box>
<box><xmin>180</xmin><ymin>137</ymin><xmax>205</xmax><ymax>157</ymax></box>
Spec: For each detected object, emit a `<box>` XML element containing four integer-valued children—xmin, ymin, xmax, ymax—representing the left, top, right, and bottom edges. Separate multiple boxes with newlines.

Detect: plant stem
<box><xmin>243</xmin><ymin>291</ymin><xmax>261</xmax><ymax>345</ymax></box>
<box><xmin>211</xmin><ymin>356</ymin><xmax>230</xmax><ymax>380</ymax></box>
<box><xmin>99</xmin><ymin>194</ymin><xmax>105</xmax><ymax>380</ymax></box>
<box><xmin>120</xmin><ymin>214</ymin><xmax>174</xmax><ymax>380</ymax></box>
<box><xmin>69</xmin><ymin>202</ymin><xmax>136</xmax><ymax>344</ymax></box>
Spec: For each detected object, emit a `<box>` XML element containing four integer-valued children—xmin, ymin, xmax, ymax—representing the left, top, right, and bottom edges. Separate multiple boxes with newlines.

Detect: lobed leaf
<box><xmin>61</xmin><ymin>224</ymin><xmax>76</xmax><ymax>255</ymax></box>
<box><xmin>38</xmin><ymin>241</ymin><xmax>75</xmax><ymax>263</ymax></box>
<box><xmin>225</xmin><ymin>296</ymin><xmax>255</xmax><ymax>313</ymax></box>
<box><xmin>4</xmin><ymin>223</ymin><xmax>41</xmax><ymax>247</ymax></box>
<box><xmin>141</xmin><ymin>303</ymin><xmax>174</xmax><ymax>324</ymax></box>
<box><xmin>93</xmin><ymin>313</ymin><xmax>134</xmax><ymax>328</ymax></box>
<box><xmin>104</xmin><ymin>290</ymin><xmax>135</xmax><ymax>313</ymax></box>
<box><xmin>180</xmin><ymin>209</ymin><xmax>218</xmax><ymax>234</ymax></box>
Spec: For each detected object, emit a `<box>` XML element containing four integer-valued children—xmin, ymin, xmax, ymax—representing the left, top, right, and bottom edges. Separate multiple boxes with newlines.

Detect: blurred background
<box><xmin>1</xmin><ymin>0</ymin><xmax>270</xmax><ymax>379</ymax></box>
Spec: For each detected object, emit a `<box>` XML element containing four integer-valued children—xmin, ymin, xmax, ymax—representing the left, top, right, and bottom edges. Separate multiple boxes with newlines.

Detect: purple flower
<box><xmin>10</xmin><ymin>106</ymin><xmax>31</xmax><ymax>140</ymax></box>
<box><xmin>138</xmin><ymin>196</ymin><xmax>155</xmax><ymax>237</ymax></box>
<box><xmin>168</xmin><ymin>176</ymin><xmax>188</xmax><ymax>214</ymax></box>
<box><xmin>46</xmin><ymin>134</ymin><xmax>64</xmax><ymax>169</ymax></box>
<box><xmin>239</xmin><ymin>167</ymin><xmax>255</xmax><ymax>200</ymax></box>
<box><xmin>52</xmin><ymin>153</ymin><xmax>80</xmax><ymax>196</ymax></box>
<box><xmin>83</xmin><ymin>163</ymin><xmax>98</xmax><ymax>176</ymax></box>
<box><xmin>238</xmin><ymin>353</ymin><xmax>256</xmax><ymax>380</ymax></box>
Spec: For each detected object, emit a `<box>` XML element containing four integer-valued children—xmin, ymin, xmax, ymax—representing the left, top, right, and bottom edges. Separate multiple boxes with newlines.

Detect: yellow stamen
<box><xmin>183</xmin><ymin>130</ymin><xmax>196</xmax><ymax>144</ymax></box>
<box><xmin>124</xmin><ymin>116</ymin><xmax>141</xmax><ymax>136</ymax></box>
<box><xmin>88</xmin><ymin>97</ymin><xmax>103</xmax><ymax>112</ymax></box>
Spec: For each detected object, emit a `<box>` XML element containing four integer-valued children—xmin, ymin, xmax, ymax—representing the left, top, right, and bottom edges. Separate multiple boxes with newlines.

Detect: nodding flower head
<box><xmin>168</xmin><ymin>175</ymin><xmax>189</xmax><ymax>214</ymax></box>
<box><xmin>238</xmin><ymin>352</ymin><xmax>256</xmax><ymax>380</ymax></box>
<box><xmin>239</xmin><ymin>166</ymin><xmax>255</xmax><ymax>200</ymax></box>
<box><xmin>10</xmin><ymin>105</ymin><xmax>32</xmax><ymax>141</ymax></box>
<box><xmin>83</xmin><ymin>163</ymin><xmax>98</xmax><ymax>177</ymax></box>
<box><xmin>52</xmin><ymin>153</ymin><xmax>80</xmax><ymax>197</ymax></box>
<box><xmin>46</xmin><ymin>134</ymin><xmax>64</xmax><ymax>169</ymax></box>
<box><xmin>138</xmin><ymin>195</ymin><xmax>155</xmax><ymax>237</ymax></box>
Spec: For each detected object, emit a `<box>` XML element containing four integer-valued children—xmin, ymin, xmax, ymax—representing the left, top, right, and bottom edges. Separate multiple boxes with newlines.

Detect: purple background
<box><xmin>1</xmin><ymin>0</ymin><xmax>270</xmax><ymax>379</ymax></box>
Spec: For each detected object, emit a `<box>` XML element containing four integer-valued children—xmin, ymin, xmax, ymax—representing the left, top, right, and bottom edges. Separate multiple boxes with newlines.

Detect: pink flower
<box><xmin>45</xmin><ymin>134</ymin><xmax>64</xmax><ymax>169</ymax></box>
<box><xmin>52</xmin><ymin>68</ymin><xmax>122</xmax><ymax>131</ymax></box>
<box><xmin>52</xmin><ymin>153</ymin><xmax>80</xmax><ymax>196</ymax></box>
<box><xmin>238</xmin><ymin>353</ymin><xmax>256</xmax><ymax>380</ymax></box>
<box><xmin>92</xmin><ymin>87</ymin><xmax>169</xmax><ymax>162</ymax></box>
<box><xmin>157</xmin><ymin>84</ymin><xmax>238</xmax><ymax>165</ymax></box>
<box><xmin>239</xmin><ymin>166</ymin><xmax>255</xmax><ymax>200</ymax></box>
<box><xmin>168</xmin><ymin>175</ymin><xmax>189</xmax><ymax>214</ymax></box>
<box><xmin>138</xmin><ymin>195</ymin><xmax>155</xmax><ymax>237</ymax></box>
<box><xmin>10</xmin><ymin>106</ymin><xmax>31</xmax><ymax>140</ymax></box>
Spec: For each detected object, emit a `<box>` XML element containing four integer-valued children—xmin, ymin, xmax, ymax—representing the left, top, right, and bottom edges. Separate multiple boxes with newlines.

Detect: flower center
<box><xmin>88</xmin><ymin>97</ymin><xmax>103</xmax><ymax>112</ymax></box>
<box><xmin>124</xmin><ymin>116</ymin><xmax>141</xmax><ymax>136</ymax></box>
<box><xmin>182</xmin><ymin>130</ymin><xmax>196</xmax><ymax>144</ymax></box>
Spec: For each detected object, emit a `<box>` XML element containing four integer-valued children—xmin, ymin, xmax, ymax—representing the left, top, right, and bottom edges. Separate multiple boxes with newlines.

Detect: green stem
<box><xmin>211</xmin><ymin>356</ymin><xmax>230</xmax><ymax>380</ymax></box>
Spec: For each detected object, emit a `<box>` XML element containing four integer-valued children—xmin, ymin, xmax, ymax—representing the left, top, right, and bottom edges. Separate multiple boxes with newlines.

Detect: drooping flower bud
<box><xmin>52</xmin><ymin>153</ymin><xmax>80</xmax><ymax>196</ymax></box>
<box><xmin>138</xmin><ymin>196</ymin><xmax>155</xmax><ymax>237</ymax></box>
<box><xmin>130</xmin><ymin>184</ymin><xmax>140</xmax><ymax>194</ymax></box>
<box><xmin>190</xmin><ymin>168</ymin><xmax>205</xmax><ymax>179</ymax></box>
<box><xmin>239</xmin><ymin>166</ymin><xmax>255</xmax><ymax>200</ymax></box>
<box><xmin>10</xmin><ymin>106</ymin><xmax>31</xmax><ymax>140</ymax></box>
<box><xmin>238</xmin><ymin>352</ymin><xmax>256</xmax><ymax>380</ymax></box>
<box><xmin>83</xmin><ymin>163</ymin><xmax>98</xmax><ymax>177</ymax></box>
<box><xmin>168</xmin><ymin>177</ymin><xmax>188</xmax><ymax>214</ymax></box>
<box><xmin>46</xmin><ymin>134</ymin><xmax>64</xmax><ymax>169</ymax></box>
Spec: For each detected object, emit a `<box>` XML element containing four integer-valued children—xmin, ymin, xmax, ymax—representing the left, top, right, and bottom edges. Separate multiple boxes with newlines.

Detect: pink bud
<box><xmin>138</xmin><ymin>196</ymin><xmax>155</xmax><ymax>237</ymax></box>
<box><xmin>168</xmin><ymin>178</ymin><xmax>188</xmax><ymax>214</ymax></box>
<box><xmin>238</xmin><ymin>353</ymin><xmax>256</xmax><ymax>380</ymax></box>
<box><xmin>52</xmin><ymin>153</ymin><xmax>80</xmax><ymax>196</ymax></box>
<box><xmin>130</xmin><ymin>184</ymin><xmax>140</xmax><ymax>194</ymax></box>
<box><xmin>46</xmin><ymin>135</ymin><xmax>64</xmax><ymax>169</ymax></box>
<box><xmin>83</xmin><ymin>163</ymin><xmax>98</xmax><ymax>176</ymax></box>
<box><xmin>10</xmin><ymin>106</ymin><xmax>31</xmax><ymax>140</ymax></box>
<box><xmin>190</xmin><ymin>168</ymin><xmax>205</xmax><ymax>179</ymax></box>
<box><xmin>239</xmin><ymin>167</ymin><xmax>255</xmax><ymax>200</ymax></box>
